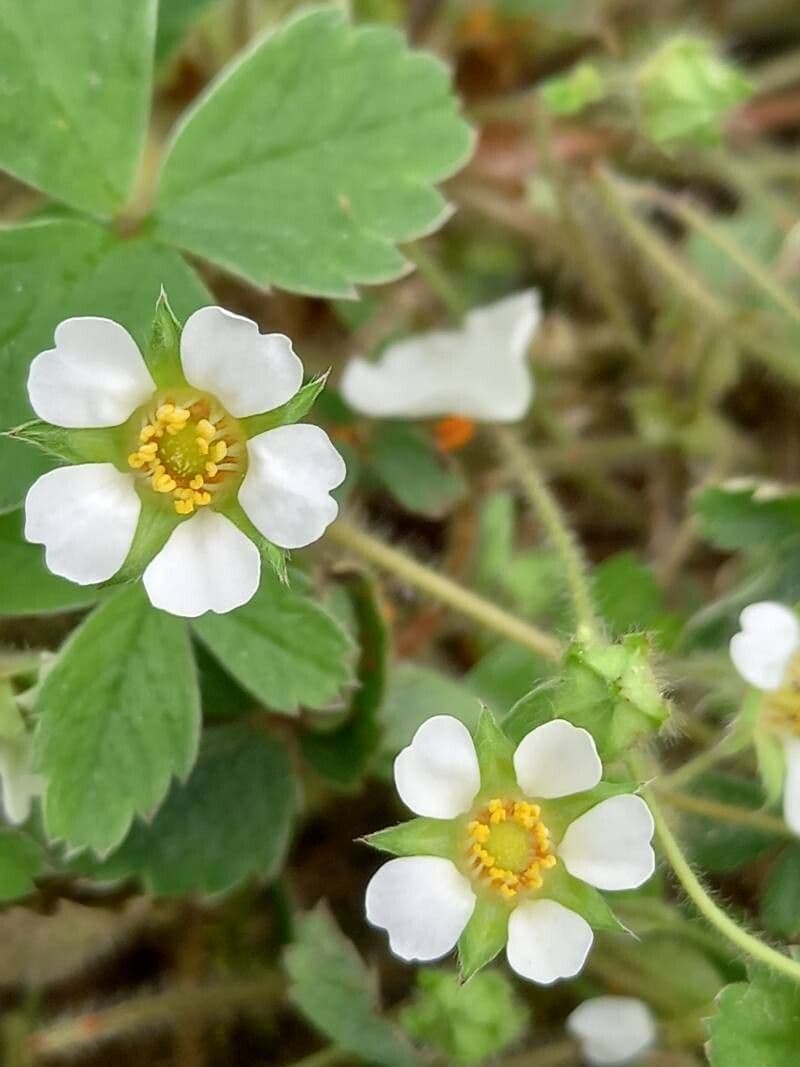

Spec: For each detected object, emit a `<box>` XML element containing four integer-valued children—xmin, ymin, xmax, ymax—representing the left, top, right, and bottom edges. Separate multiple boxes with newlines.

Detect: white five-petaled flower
<box><xmin>365</xmin><ymin>716</ymin><xmax>655</xmax><ymax>985</ymax></box>
<box><xmin>729</xmin><ymin>601</ymin><xmax>800</xmax><ymax>834</ymax></box>
<box><xmin>24</xmin><ymin>307</ymin><xmax>346</xmax><ymax>618</ymax></box>
<box><xmin>566</xmin><ymin>997</ymin><xmax>657</xmax><ymax>1066</ymax></box>
<box><xmin>340</xmin><ymin>291</ymin><xmax>540</xmax><ymax>423</ymax></box>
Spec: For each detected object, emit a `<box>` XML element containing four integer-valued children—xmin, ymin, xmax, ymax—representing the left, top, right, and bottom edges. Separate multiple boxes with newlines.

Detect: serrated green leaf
<box><xmin>0</xmin><ymin>510</ymin><xmax>99</xmax><ymax>616</ymax></box>
<box><xmin>708</xmin><ymin>967</ymin><xmax>800</xmax><ymax>1066</ymax></box>
<box><xmin>0</xmin><ymin>829</ymin><xmax>41</xmax><ymax>902</ymax></box>
<box><xmin>473</xmin><ymin>708</ymin><xmax>516</xmax><ymax>797</ymax></box>
<box><xmin>193</xmin><ymin>568</ymin><xmax>355</xmax><ymax>715</ymax></box>
<box><xmin>363</xmin><ymin>817</ymin><xmax>459</xmax><ymax>859</ymax></box>
<box><xmin>286</xmin><ymin>906</ymin><xmax>421</xmax><ymax>1067</ymax></box>
<box><xmin>694</xmin><ymin>483</ymin><xmax>800</xmax><ymax>550</ymax></box>
<box><xmin>242</xmin><ymin>373</ymin><xmax>330</xmax><ymax>438</ymax></box>
<box><xmin>0</xmin><ymin>219</ymin><xmax>211</xmax><ymax>512</ymax></box>
<box><xmin>458</xmin><ymin>895</ymin><xmax>509</xmax><ymax>981</ymax></box>
<box><xmin>0</xmin><ymin>0</ymin><xmax>157</xmax><ymax>215</ymax></box>
<box><xmin>154</xmin><ymin>8</ymin><xmax>473</xmax><ymax>296</ymax></box>
<box><xmin>369</xmin><ymin>423</ymin><xmax>467</xmax><ymax>518</ymax></box>
<box><xmin>33</xmin><ymin>584</ymin><xmax>200</xmax><ymax>854</ymax></box>
<box><xmin>73</xmin><ymin>724</ymin><xmax>294</xmax><ymax>895</ymax></box>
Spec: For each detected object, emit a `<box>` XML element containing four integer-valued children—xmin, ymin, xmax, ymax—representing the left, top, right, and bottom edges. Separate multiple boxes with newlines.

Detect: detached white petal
<box><xmin>506</xmin><ymin>899</ymin><xmax>593</xmax><ymax>985</ymax></box>
<box><xmin>394</xmin><ymin>716</ymin><xmax>480</xmax><ymax>819</ymax></box>
<box><xmin>513</xmin><ymin>719</ymin><xmax>602</xmax><ymax>799</ymax></box>
<box><xmin>0</xmin><ymin>736</ymin><xmax>45</xmax><ymax>826</ymax></box>
<box><xmin>239</xmin><ymin>424</ymin><xmax>345</xmax><ymax>549</ymax></box>
<box><xmin>28</xmin><ymin>317</ymin><xmax>154</xmax><ymax>427</ymax></box>
<box><xmin>25</xmin><ymin>464</ymin><xmax>140</xmax><ymax>584</ymax></box>
<box><xmin>559</xmin><ymin>794</ymin><xmax>655</xmax><ymax>891</ymax></box>
<box><xmin>340</xmin><ymin>291</ymin><xmax>539</xmax><ymax>422</ymax></box>
<box><xmin>567</xmin><ymin>996</ymin><xmax>657</xmax><ymax>1066</ymax></box>
<box><xmin>730</xmin><ymin>601</ymin><xmax>800</xmax><ymax>692</ymax></box>
<box><xmin>180</xmin><ymin>306</ymin><xmax>303</xmax><ymax>418</ymax></box>
<box><xmin>782</xmin><ymin>737</ymin><xmax>800</xmax><ymax>836</ymax></box>
<box><xmin>365</xmin><ymin>856</ymin><xmax>475</xmax><ymax>962</ymax></box>
<box><xmin>143</xmin><ymin>509</ymin><xmax>260</xmax><ymax>618</ymax></box>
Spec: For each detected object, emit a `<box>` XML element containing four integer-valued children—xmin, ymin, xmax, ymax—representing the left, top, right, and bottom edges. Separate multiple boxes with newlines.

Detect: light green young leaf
<box><xmin>0</xmin><ymin>219</ymin><xmax>211</xmax><ymax>512</ymax></box>
<box><xmin>154</xmin><ymin>8</ymin><xmax>474</xmax><ymax>296</ymax></box>
<box><xmin>708</xmin><ymin>967</ymin><xmax>800</xmax><ymax>1066</ymax></box>
<box><xmin>193</xmin><ymin>569</ymin><xmax>355</xmax><ymax>715</ymax></box>
<box><xmin>74</xmin><ymin>724</ymin><xmax>295</xmax><ymax>895</ymax></box>
<box><xmin>458</xmin><ymin>895</ymin><xmax>509</xmax><ymax>981</ymax></box>
<box><xmin>0</xmin><ymin>0</ymin><xmax>157</xmax><ymax>215</ymax></box>
<box><xmin>34</xmin><ymin>584</ymin><xmax>200</xmax><ymax>854</ymax></box>
<box><xmin>286</xmin><ymin>906</ymin><xmax>421</xmax><ymax>1067</ymax></box>
<box><xmin>0</xmin><ymin>829</ymin><xmax>42</xmax><ymax>902</ymax></box>
<box><xmin>363</xmin><ymin>817</ymin><xmax>459</xmax><ymax>859</ymax></box>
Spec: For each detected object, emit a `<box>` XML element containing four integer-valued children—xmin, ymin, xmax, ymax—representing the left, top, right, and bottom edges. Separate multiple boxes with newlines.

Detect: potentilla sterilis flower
<box><xmin>23</xmin><ymin>304</ymin><xmax>346</xmax><ymax>617</ymax></box>
<box><xmin>730</xmin><ymin>601</ymin><xmax>800</xmax><ymax>833</ymax></box>
<box><xmin>339</xmin><ymin>292</ymin><xmax>540</xmax><ymax>447</ymax></box>
<box><xmin>566</xmin><ymin>996</ymin><xmax>657</xmax><ymax>1066</ymax></box>
<box><xmin>364</xmin><ymin>714</ymin><xmax>655</xmax><ymax>984</ymax></box>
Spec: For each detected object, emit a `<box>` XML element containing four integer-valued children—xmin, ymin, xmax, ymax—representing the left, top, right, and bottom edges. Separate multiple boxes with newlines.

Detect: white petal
<box><xmin>513</xmin><ymin>719</ymin><xmax>602</xmax><ymax>800</ymax></box>
<box><xmin>25</xmin><ymin>464</ymin><xmax>140</xmax><ymax>585</ymax></box>
<box><xmin>567</xmin><ymin>997</ymin><xmax>657</xmax><ymax>1066</ymax></box>
<box><xmin>506</xmin><ymin>899</ymin><xmax>593</xmax><ymax>985</ymax></box>
<box><xmin>559</xmin><ymin>794</ymin><xmax>655</xmax><ymax>891</ymax></box>
<box><xmin>239</xmin><ymin>424</ymin><xmax>345</xmax><ymax>549</ymax></box>
<box><xmin>782</xmin><ymin>738</ymin><xmax>800</xmax><ymax>836</ymax></box>
<box><xmin>365</xmin><ymin>856</ymin><xmax>475</xmax><ymax>962</ymax></box>
<box><xmin>27</xmin><ymin>317</ymin><xmax>154</xmax><ymax>428</ymax></box>
<box><xmin>340</xmin><ymin>291</ymin><xmax>539</xmax><ymax>422</ymax></box>
<box><xmin>143</xmin><ymin>509</ymin><xmax>260</xmax><ymax>618</ymax></box>
<box><xmin>180</xmin><ymin>306</ymin><xmax>303</xmax><ymax>418</ymax></box>
<box><xmin>730</xmin><ymin>601</ymin><xmax>800</xmax><ymax>692</ymax></box>
<box><xmin>394</xmin><ymin>716</ymin><xmax>480</xmax><ymax>818</ymax></box>
<box><xmin>0</xmin><ymin>736</ymin><xmax>45</xmax><ymax>826</ymax></box>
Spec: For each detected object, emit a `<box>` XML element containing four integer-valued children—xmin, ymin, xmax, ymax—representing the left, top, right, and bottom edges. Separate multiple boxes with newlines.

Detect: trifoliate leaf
<box><xmin>694</xmin><ymin>482</ymin><xmax>800</xmax><ymax>549</ymax></box>
<box><xmin>0</xmin><ymin>510</ymin><xmax>99</xmax><ymax>616</ymax></box>
<box><xmin>458</xmin><ymin>896</ymin><xmax>509</xmax><ymax>981</ymax></box>
<box><xmin>0</xmin><ymin>0</ymin><xmax>157</xmax><ymax>215</ymax></box>
<box><xmin>708</xmin><ymin>967</ymin><xmax>800</xmax><ymax>1066</ymax></box>
<box><xmin>193</xmin><ymin>568</ymin><xmax>355</xmax><ymax>715</ymax></box>
<box><xmin>153</xmin><ymin>8</ymin><xmax>474</xmax><ymax>296</ymax></box>
<box><xmin>0</xmin><ymin>219</ymin><xmax>211</xmax><ymax>512</ymax></box>
<box><xmin>402</xmin><ymin>969</ymin><xmax>526</xmax><ymax>1065</ymax></box>
<box><xmin>363</xmin><ymin>817</ymin><xmax>459</xmax><ymax>859</ymax></box>
<box><xmin>369</xmin><ymin>423</ymin><xmax>467</xmax><ymax>518</ymax></box>
<box><xmin>541</xmin><ymin>62</ymin><xmax>605</xmax><ymax>115</ymax></box>
<box><xmin>73</xmin><ymin>724</ymin><xmax>295</xmax><ymax>895</ymax></box>
<box><xmin>34</xmin><ymin>584</ymin><xmax>201</xmax><ymax>854</ymax></box>
<box><xmin>0</xmin><ymin>830</ymin><xmax>41</xmax><ymax>902</ymax></box>
<box><xmin>286</xmin><ymin>906</ymin><xmax>421</xmax><ymax>1067</ymax></box>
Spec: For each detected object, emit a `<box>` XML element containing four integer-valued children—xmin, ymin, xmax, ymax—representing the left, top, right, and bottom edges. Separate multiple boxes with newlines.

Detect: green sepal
<box><xmin>473</xmin><ymin>707</ymin><xmax>517</xmax><ymax>798</ymax></box>
<box><xmin>221</xmin><ymin>500</ymin><xmax>288</xmax><ymax>583</ymax></box>
<box><xmin>241</xmin><ymin>372</ymin><xmax>330</xmax><ymax>438</ymax></box>
<box><xmin>103</xmin><ymin>499</ymin><xmax>181</xmax><ymax>586</ymax></box>
<box><xmin>144</xmin><ymin>289</ymin><xmax>188</xmax><ymax>389</ymax></box>
<box><xmin>6</xmin><ymin>420</ymin><xmax>121</xmax><ymax>466</ymax></box>
<box><xmin>544</xmin><ymin>781</ymin><xmax>638</xmax><ymax>841</ymax></box>
<box><xmin>539</xmin><ymin>862</ymin><xmax>624</xmax><ymax>933</ymax></box>
<box><xmin>754</xmin><ymin>724</ymin><xmax>786</xmax><ymax>807</ymax></box>
<box><xmin>458</xmin><ymin>895</ymin><xmax>509</xmax><ymax>982</ymax></box>
<box><xmin>362</xmin><ymin>817</ymin><xmax>459</xmax><ymax>859</ymax></box>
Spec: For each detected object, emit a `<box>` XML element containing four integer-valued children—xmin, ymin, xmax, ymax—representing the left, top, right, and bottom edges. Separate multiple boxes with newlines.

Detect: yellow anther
<box><xmin>138</xmin><ymin>442</ymin><xmax>158</xmax><ymax>456</ymax></box>
<box><xmin>189</xmin><ymin>474</ymin><xmax>205</xmax><ymax>490</ymax></box>
<box><xmin>154</xmin><ymin>474</ymin><xmax>177</xmax><ymax>493</ymax></box>
<box><xmin>174</xmin><ymin>498</ymin><xmax>195</xmax><ymax>515</ymax></box>
<box><xmin>128</xmin><ymin>452</ymin><xmax>147</xmax><ymax>469</ymax></box>
<box><xmin>490</xmin><ymin>807</ymin><xmax>507</xmax><ymax>824</ymax></box>
<box><xmin>210</xmin><ymin>440</ymin><xmax>228</xmax><ymax>463</ymax></box>
<box><xmin>156</xmin><ymin>403</ymin><xmax>175</xmax><ymax>421</ymax></box>
<box><xmin>499</xmin><ymin>884</ymin><xmax>517</xmax><ymax>900</ymax></box>
<box><xmin>139</xmin><ymin>425</ymin><xmax>157</xmax><ymax>443</ymax></box>
<box><xmin>192</xmin><ymin>490</ymin><xmax>212</xmax><ymax>507</ymax></box>
<box><xmin>196</xmin><ymin>437</ymin><xmax>210</xmax><ymax>455</ymax></box>
<box><xmin>541</xmin><ymin>854</ymin><xmax>557</xmax><ymax>869</ymax></box>
<box><xmin>204</xmin><ymin>461</ymin><xmax>218</xmax><ymax>478</ymax></box>
<box><xmin>466</xmin><ymin>795</ymin><xmax>556</xmax><ymax>900</ymax></box>
<box><xmin>196</xmin><ymin>419</ymin><xmax>216</xmax><ymax>440</ymax></box>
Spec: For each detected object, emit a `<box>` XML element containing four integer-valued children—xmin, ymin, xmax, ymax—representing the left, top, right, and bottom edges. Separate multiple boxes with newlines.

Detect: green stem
<box><xmin>404</xmin><ymin>241</ymin><xmax>467</xmax><ymax>320</ymax></box>
<box><xmin>492</xmin><ymin>426</ymin><xmax>598</xmax><ymax>641</ymax></box>
<box><xmin>656</xmin><ymin>785</ymin><xmax>791</xmax><ymax>837</ymax></box>
<box><xmin>326</xmin><ymin>517</ymin><xmax>563</xmax><ymax>662</ymax></box>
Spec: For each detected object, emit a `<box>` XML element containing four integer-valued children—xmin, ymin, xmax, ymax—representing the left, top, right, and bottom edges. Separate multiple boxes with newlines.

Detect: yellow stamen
<box><xmin>465</xmin><ymin>796</ymin><xmax>556</xmax><ymax>900</ymax></box>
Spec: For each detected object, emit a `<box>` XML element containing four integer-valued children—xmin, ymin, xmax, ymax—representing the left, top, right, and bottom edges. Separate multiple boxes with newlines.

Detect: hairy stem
<box><xmin>493</xmin><ymin>426</ymin><xmax>598</xmax><ymax>641</ymax></box>
<box><xmin>656</xmin><ymin>786</ymin><xmax>791</xmax><ymax>837</ymax></box>
<box><xmin>326</xmin><ymin>517</ymin><xmax>563</xmax><ymax>662</ymax></box>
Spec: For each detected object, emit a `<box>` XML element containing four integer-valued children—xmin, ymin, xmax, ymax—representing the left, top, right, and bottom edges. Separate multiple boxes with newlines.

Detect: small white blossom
<box><xmin>340</xmin><ymin>291</ymin><xmax>540</xmax><ymax>423</ymax></box>
<box><xmin>730</xmin><ymin>601</ymin><xmax>800</xmax><ymax>833</ymax></box>
<box><xmin>567</xmin><ymin>996</ymin><xmax>657</xmax><ymax>1065</ymax></box>
<box><xmin>365</xmin><ymin>716</ymin><xmax>654</xmax><ymax>985</ymax></box>
<box><xmin>24</xmin><ymin>307</ymin><xmax>346</xmax><ymax>617</ymax></box>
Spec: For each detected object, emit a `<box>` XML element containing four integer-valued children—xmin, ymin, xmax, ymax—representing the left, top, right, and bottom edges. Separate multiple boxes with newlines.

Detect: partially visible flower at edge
<box><xmin>21</xmin><ymin>301</ymin><xmax>346</xmax><ymax>618</ymax></box>
<box><xmin>729</xmin><ymin>600</ymin><xmax>800</xmax><ymax>833</ymax></box>
<box><xmin>339</xmin><ymin>291</ymin><xmax>540</xmax><ymax>429</ymax></box>
<box><xmin>364</xmin><ymin>713</ymin><xmax>655</xmax><ymax>985</ymax></box>
<box><xmin>0</xmin><ymin>733</ymin><xmax>44</xmax><ymax>826</ymax></box>
<box><xmin>566</xmin><ymin>996</ymin><xmax>657</xmax><ymax>1066</ymax></box>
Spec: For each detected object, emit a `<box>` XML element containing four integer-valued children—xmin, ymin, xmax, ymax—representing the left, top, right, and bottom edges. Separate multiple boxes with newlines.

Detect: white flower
<box><xmin>567</xmin><ymin>996</ymin><xmax>657</xmax><ymax>1066</ymax></box>
<box><xmin>729</xmin><ymin>601</ymin><xmax>800</xmax><ymax>833</ymax></box>
<box><xmin>365</xmin><ymin>716</ymin><xmax>655</xmax><ymax>984</ymax></box>
<box><xmin>24</xmin><ymin>307</ymin><xmax>346</xmax><ymax>617</ymax></box>
<box><xmin>340</xmin><ymin>291</ymin><xmax>539</xmax><ymax>423</ymax></box>
<box><xmin>0</xmin><ymin>734</ymin><xmax>45</xmax><ymax>826</ymax></box>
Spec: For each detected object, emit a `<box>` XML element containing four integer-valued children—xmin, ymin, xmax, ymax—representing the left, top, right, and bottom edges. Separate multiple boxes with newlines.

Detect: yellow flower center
<box><xmin>466</xmin><ymin>798</ymin><xmax>556</xmax><ymax>901</ymax></box>
<box><xmin>127</xmin><ymin>397</ymin><xmax>243</xmax><ymax>516</ymax></box>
